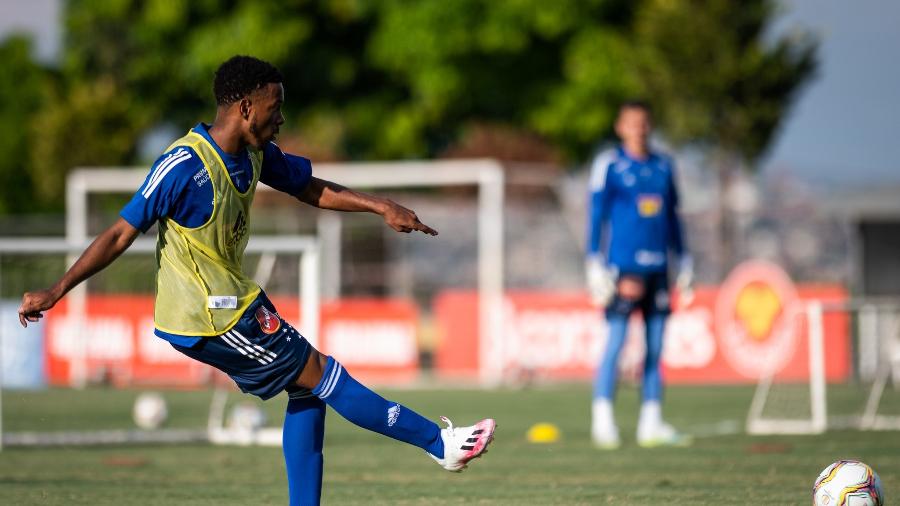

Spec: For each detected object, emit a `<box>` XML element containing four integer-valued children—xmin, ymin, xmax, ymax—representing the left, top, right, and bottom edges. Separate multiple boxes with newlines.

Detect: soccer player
<box><xmin>585</xmin><ymin>100</ymin><xmax>692</xmax><ymax>449</ymax></box>
<box><xmin>18</xmin><ymin>56</ymin><xmax>495</xmax><ymax>505</ymax></box>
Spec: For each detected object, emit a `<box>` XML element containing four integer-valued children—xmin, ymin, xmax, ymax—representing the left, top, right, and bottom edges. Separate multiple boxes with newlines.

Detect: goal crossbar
<box><xmin>67</xmin><ymin>159</ymin><xmax>506</xmax><ymax>385</ymax></box>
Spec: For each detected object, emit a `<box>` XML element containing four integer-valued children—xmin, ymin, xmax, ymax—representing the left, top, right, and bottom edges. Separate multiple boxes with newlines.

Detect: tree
<box><xmin>364</xmin><ymin>0</ymin><xmax>815</xmax><ymax>165</ymax></box>
<box><xmin>0</xmin><ymin>36</ymin><xmax>50</xmax><ymax>214</ymax></box>
<box><xmin>632</xmin><ymin>0</ymin><xmax>817</xmax><ymax>271</ymax></box>
<box><xmin>633</xmin><ymin>0</ymin><xmax>817</xmax><ymax>163</ymax></box>
<box><xmin>367</xmin><ymin>0</ymin><xmax>640</xmax><ymax>160</ymax></box>
<box><xmin>0</xmin><ymin>0</ymin><xmax>816</xmax><ymax>217</ymax></box>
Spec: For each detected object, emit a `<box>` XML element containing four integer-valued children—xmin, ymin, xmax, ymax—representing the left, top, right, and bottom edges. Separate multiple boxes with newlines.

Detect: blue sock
<box><xmin>595</xmin><ymin>315</ymin><xmax>629</xmax><ymax>400</ymax></box>
<box><xmin>642</xmin><ymin>314</ymin><xmax>666</xmax><ymax>402</ymax></box>
<box><xmin>283</xmin><ymin>394</ymin><xmax>325</xmax><ymax>506</ymax></box>
<box><xmin>313</xmin><ymin>357</ymin><xmax>444</xmax><ymax>458</ymax></box>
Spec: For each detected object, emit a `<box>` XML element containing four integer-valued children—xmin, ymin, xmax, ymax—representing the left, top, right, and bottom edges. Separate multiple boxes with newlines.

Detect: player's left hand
<box><xmin>18</xmin><ymin>288</ymin><xmax>59</xmax><ymax>327</ymax></box>
<box><xmin>381</xmin><ymin>200</ymin><xmax>438</xmax><ymax>236</ymax></box>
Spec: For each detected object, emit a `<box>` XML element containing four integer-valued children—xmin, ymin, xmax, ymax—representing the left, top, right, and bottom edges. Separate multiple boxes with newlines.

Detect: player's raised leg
<box><xmin>296</xmin><ymin>349</ymin><xmax>495</xmax><ymax>472</ymax></box>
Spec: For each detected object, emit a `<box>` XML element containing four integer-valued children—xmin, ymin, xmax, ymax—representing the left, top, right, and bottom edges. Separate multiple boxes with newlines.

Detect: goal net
<box><xmin>746</xmin><ymin>299</ymin><xmax>900</xmax><ymax>435</ymax></box>
<box><xmin>1</xmin><ymin>158</ymin><xmax>519</xmax><ymax>448</ymax></box>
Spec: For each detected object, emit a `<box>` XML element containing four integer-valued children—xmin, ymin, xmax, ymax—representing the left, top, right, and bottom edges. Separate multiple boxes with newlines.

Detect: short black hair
<box><xmin>213</xmin><ymin>56</ymin><xmax>283</xmax><ymax>106</ymax></box>
<box><xmin>618</xmin><ymin>99</ymin><xmax>652</xmax><ymax>116</ymax></box>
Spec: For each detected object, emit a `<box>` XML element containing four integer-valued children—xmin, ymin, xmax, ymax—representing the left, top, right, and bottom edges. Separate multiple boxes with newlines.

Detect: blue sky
<box><xmin>764</xmin><ymin>0</ymin><xmax>900</xmax><ymax>185</ymax></box>
<box><xmin>1</xmin><ymin>0</ymin><xmax>897</xmax><ymax>187</ymax></box>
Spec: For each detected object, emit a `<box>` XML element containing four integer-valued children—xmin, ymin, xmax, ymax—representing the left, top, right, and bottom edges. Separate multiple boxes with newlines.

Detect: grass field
<box><xmin>1</xmin><ymin>384</ymin><xmax>897</xmax><ymax>505</ymax></box>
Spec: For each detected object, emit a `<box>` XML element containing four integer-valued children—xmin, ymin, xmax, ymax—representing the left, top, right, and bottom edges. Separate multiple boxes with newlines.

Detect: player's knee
<box><xmin>294</xmin><ymin>348</ymin><xmax>329</xmax><ymax>389</ymax></box>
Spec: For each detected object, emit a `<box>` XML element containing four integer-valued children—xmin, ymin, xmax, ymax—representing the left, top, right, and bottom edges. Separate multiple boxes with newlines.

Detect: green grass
<box><xmin>1</xmin><ymin>385</ymin><xmax>897</xmax><ymax>505</ymax></box>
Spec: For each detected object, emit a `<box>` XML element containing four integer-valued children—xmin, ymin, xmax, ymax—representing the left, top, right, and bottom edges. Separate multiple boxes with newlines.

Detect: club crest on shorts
<box><xmin>255</xmin><ymin>306</ymin><xmax>282</xmax><ymax>334</ymax></box>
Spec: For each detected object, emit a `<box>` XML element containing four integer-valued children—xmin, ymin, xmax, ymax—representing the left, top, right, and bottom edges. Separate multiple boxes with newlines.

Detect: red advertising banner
<box><xmin>45</xmin><ymin>296</ymin><xmax>210</xmax><ymax>388</ymax></box>
<box><xmin>41</xmin><ymin>262</ymin><xmax>851</xmax><ymax>388</ymax></box>
<box><xmin>45</xmin><ymin>296</ymin><xmax>420</xmax><ymax>387</ymax></box>
<box><xmin>318</xmin><ymin>299</ymin><xmax>420</xmax><ymax>384</ymax></box>
<box><xmin>434</xmin><ymin>282</ymin><xmax>850</xmax><ymax>385</ymax></box>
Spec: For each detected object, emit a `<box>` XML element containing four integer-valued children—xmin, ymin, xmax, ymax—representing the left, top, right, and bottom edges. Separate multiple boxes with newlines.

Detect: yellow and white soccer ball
<box><xmin>132</xmin><ymin>392</ymin><xmax>168</xmax><ymax>430</ymax></box>
<box><xmin>813</xmin><ymin>459</ymin><xmax>884</xmax><ymax>506</ymax></box>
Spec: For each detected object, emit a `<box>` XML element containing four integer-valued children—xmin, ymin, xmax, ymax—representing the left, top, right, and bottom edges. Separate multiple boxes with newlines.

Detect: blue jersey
<box><xmin>120</xmin><ymin>123</ymin><xmax>313</xmax><ymax>346</ymax></box>
<box><xmin>120</xmin><ymin>123</ymin><xmax>312</xmax><ymax>232</ymax></box>
<box><xmin>586</xmin><ymin>146</ymin><xmax>686</xmax><ymax>274</ymax></box>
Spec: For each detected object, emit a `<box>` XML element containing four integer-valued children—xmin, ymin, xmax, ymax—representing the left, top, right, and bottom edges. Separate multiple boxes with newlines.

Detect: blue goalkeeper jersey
<box><xmin>586</xmin><ymin>146</ymin><xmax>686</xmax><ymax>274</ymax></box>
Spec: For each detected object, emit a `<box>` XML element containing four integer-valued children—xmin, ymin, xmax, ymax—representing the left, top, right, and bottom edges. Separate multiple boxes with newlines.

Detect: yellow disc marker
<box><xmin>526</xmin><ymin>422</ymin><xmax>561</xmax><ymax>443</ymax></box>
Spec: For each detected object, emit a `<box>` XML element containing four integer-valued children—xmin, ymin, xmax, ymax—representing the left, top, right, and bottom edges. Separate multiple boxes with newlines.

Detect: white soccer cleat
<box><xmin>591</xmin><ymin>422</ymin><xmax>621</xmax><ymax>450</ymax></box>
<box><xmin>429</xmin><ymin>416</ymin><xmax>496</xmax><ymax>472</ymax></box>
<box><xmin>636</xmin><ymin>401</ymin><xmax>691</xmax><ymax>447</ymax></box>
<box><xmin>636</xmin><ymin>420</ymin><xmax>692</xmax><ymax>448</ymax></box>
<box><xmin>591</xmin><ymin>398</ymin><xmax>620</xmax><ymax>449</ymax></box>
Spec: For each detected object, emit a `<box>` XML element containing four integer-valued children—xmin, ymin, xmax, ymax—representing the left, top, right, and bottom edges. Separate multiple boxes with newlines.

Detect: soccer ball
<box><xmin>227</xmin><ymin>402</ymin><xmax>267</xmax><ymax>431</ymax></box>
<box><xmin>132</xmin><ymin>392</ymin><xmax>168</xmax><ymax>430</ymax></box>
<box><xmin>813</xmin><ymin>459</ymin><xmax>884</xmax><ymax>506</ymax></box>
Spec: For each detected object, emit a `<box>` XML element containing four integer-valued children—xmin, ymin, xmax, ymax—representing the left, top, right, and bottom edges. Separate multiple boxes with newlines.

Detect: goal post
<box><xmin>746</xmin><ymin>301</ymin><xmax>827</xmax><ymax>435</ymax></box>
<box><xmin>67</xmin><ymin>159</ymin><xmax>507</xmax><ymax>385</ymax></box>
<box><xmin>858</xmin><ymin>300</ymin><xmax>900</xmax><ymax>430</ymax></box>
<box><xmin>2</xmin><ymin>157</ymin><xmax>508</xmax><ymax>450</ymax></box>
<box><xmin>746</xmin><ymin>298</ymin><xmax>900</xmax><ymax>435</ymax></box>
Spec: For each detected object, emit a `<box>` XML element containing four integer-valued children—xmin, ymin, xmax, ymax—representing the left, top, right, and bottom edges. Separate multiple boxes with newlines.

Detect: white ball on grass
<box><xmin>132</xmin><ymin>392</ymin><xmax>168</xmax><ymax>430</ymax></box>
<box><xmin>228</xmin><ymin>402</ymin><xmax>267</xmax><ymax>431</ymax></box>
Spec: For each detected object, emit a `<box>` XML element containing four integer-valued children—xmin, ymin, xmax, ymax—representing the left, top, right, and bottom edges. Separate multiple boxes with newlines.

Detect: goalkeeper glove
<box><xmin>675</xmin><ymin>255</ymin><xmax>694</xmax><ymax>306</ymax></box>
<box><xmin>586</xmin><ymin>257</ymin><xmax>616</xmax><ymax>307</ymax></box>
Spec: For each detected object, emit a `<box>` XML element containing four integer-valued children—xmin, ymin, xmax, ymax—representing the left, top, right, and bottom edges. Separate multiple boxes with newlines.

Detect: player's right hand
<box><xmin>18</xmin><ymin>289</ymin><xmax>58</xmax><ymax>327</ymax></box>
<box><xmin>586</xmin><ymin>258</ymin><xmax>616</xmax><ymax>307</ymax></box>
<box><xmin>381</xmin><ymin>200</ymin><xmax>439</xmax><ymax>236</ymax></box>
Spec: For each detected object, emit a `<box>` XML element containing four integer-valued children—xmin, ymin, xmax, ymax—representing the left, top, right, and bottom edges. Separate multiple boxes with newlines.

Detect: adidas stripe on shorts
<box><xmin>171</xmin><ymin>292</ymin><xmax>314</xmax><ymax>400</ymax></box>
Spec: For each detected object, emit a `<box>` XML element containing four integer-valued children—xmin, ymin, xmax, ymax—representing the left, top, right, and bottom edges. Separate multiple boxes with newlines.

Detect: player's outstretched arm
<box><xmin>297</xmin><ymin>176</ymin><xmax>438</xmax><ymax>236</ymax></box>
<box><xmin>18</xmin><ymin>218</ymin><xmax>140</xmax><ymax>327</ymax></box>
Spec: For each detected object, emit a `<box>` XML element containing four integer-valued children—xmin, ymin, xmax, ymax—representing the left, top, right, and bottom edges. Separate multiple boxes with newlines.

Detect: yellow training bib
<box><xmin>153</xmin><ymin>131</ymin><xmax>262</xmax><ymax>336</ymax></box>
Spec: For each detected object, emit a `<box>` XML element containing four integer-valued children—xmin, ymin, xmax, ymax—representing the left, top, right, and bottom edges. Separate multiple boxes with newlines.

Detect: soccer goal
<box><xmin>746</xmin><ymin>299</ymin><xmax>900</xmax><ymax>435</ymax></box>
<box><xmin>67</xmin><ymin>159</ymin><xmax>506</xmax><ymax>386</ymax></box>
<box><xmin>1</xmin><ymin>158</ymin><xmax>508</xmax><ymax>450</ymax></box>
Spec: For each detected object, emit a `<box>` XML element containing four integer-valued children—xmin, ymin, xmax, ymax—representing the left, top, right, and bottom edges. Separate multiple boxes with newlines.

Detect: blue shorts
<box><xmin>605</xmin><ymin>271</ymin><xmax>671</xmax><ymax>318</ymax></box>
<box><xmin>171</xmin><ymin>293</ymin><xmax>313</xmax><ymax>401</ymax></box>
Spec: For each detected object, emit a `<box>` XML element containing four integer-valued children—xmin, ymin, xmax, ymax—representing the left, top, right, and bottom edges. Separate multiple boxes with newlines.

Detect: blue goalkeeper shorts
<box><xmin>171</xmin><ymin>293</ymin><xmax>313</xmax><ymax>401</ymax></box>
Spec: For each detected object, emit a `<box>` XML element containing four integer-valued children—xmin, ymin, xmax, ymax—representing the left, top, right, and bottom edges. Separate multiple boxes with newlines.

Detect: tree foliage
<box><xmin>0</xmin><ymin>0</ymin><xmax>816</xmax><ymax>214</ymax></box>
<box><xmin>0</xmin><ymin>37</ymin><xmax>50</xmax><ymax>214</ymax></box>
<box><xmin>633</xmin><ymin>0</ymin><xmax>817</xmax><ymax>161</ymax></box>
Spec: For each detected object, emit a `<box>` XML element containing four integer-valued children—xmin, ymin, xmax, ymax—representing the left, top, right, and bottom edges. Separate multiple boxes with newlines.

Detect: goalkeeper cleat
<box><xmin>429</xmin><ymin>416</ymin><xmax>496</xmax><ymax>472</ymax></box>
<box><xmin>636</xmin><ymin>421</ymin><xmax>692</xmax><ymax>448</ymax></box>
<box><xmin>591</xmin><ymin>398</ymin><xmax>620</xmax><ymax>449</ymax></box>
<box><xmin>591</xmin><ymin>423</ymin><xmax>621</xmax><ymax>450</ymax></box>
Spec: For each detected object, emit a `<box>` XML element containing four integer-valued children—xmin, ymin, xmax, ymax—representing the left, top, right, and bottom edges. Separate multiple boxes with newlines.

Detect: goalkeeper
<box><xmin>585</xmin><ymin>100</ymin><xmax>692</xmax><ymax>448</ymax></box>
